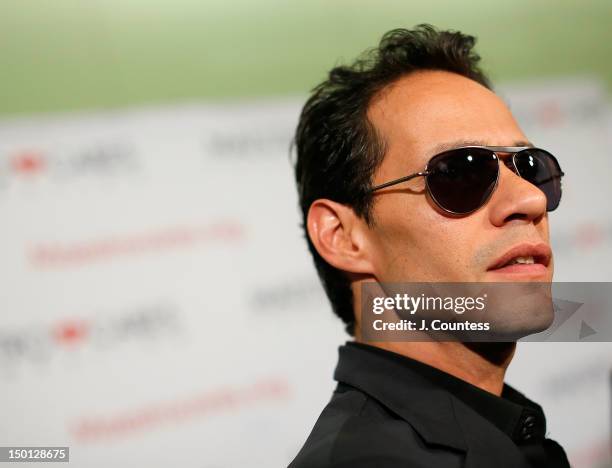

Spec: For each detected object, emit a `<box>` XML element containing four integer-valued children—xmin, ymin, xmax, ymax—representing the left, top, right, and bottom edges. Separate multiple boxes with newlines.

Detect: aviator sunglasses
<box><xmin>369</xmin><ymin>146</ymin><xmax>564</xmax><ymax>215</ymax></box>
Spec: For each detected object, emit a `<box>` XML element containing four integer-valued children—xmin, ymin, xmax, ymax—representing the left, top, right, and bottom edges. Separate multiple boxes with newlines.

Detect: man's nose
<box><xmin>487</xmin><ymin>161</ymin><xmax>548</xmax><ymax>226</ymax></box>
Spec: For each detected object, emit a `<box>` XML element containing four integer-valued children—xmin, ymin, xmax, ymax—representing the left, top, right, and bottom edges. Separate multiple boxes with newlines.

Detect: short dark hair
<box><xmin>293</xmin><ymin>24</ymin><xmax>491</xmax><ymax>334</ymax></box>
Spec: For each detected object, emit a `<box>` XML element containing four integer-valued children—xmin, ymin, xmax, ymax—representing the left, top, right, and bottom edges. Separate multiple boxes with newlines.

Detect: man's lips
<box><xmin>487</xmin><ymin>243</ymin><xmax>552</xmax><ymax>273</ymax></box>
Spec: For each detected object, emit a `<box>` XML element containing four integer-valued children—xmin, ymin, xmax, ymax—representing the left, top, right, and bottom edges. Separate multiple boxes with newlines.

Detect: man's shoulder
<box><xmin>288</xmin><ymin>384</ymin><xmax>463</xmax><ymax>468</ymax></box>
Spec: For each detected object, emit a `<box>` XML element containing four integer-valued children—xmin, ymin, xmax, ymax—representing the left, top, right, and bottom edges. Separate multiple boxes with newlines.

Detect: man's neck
<box><xmin>358</xmin><ymin>340</ymin><xmax>515</xmax><ymax>396</ymax></box>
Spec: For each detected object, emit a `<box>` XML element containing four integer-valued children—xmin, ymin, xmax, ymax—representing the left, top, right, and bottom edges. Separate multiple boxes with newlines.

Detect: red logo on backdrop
<box><xmin>0</xmin><ymin>140</ymin><xmax>137</xmax><ymax>191</ymax></box>
<box><xmin>552</xmin><ymin>221</ymin><xmax>612</xmax><ymax>252</ymax></box>
<box><xmin>53</xmin><ymin>320</ymin><xmax>89</xmax><ymax>345</ymax></box>
<box><xmin>71</xmin><ymin>376</ymin><xmax>292</xmax><ymax>442</ymax></box>
<box><xmin>0</xmin><ymin>304</ymin><xmax>181</xmax><ymax>377</ymax></box>
<box><xmin>29</xmin><ymin>221</ymin><xmax>245</xmax><ymax>269</ymax></box>
<box><xmin>11</xmin><ymin>151</ymin><xmax>47</xmax><ymax>174</ymax></box>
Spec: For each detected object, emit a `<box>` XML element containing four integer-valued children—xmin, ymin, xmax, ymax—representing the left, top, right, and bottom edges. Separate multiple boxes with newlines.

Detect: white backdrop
<box><xmin>0</xmin><ymin>77</ymin><xmax>611</xmax><ymax>467</ymax></box>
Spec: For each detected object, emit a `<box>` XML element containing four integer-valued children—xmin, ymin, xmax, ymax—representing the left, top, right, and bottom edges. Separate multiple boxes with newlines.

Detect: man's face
<box><xmin>366</xmin><ymin>70</ymin><xmax>553</xmax><ymax>284</ymax></box>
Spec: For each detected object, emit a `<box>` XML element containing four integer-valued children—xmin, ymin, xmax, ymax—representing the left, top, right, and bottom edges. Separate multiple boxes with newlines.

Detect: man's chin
<box><xmin>478</xmin><ymin>280</ymin><xmax>555</xmax><ymax>341</ymax></box>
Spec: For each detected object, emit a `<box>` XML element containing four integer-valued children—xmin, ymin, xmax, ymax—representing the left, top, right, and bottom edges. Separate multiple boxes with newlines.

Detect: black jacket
<box><xmin>289</xmin><ymin>342</ymin><xmax>570</xmax><ymax>468</ymax></box>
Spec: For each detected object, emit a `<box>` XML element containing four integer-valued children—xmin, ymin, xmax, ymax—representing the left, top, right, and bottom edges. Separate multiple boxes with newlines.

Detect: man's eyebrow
<box><xmin>429</xmin><ymin>139</ymin><xmax>534</xmax><ymax>156</ymax></box>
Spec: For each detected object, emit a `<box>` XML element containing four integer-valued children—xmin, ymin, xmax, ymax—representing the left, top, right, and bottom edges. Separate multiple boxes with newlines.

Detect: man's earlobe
<box><xmin>306</xmin><ymin>199</ymin><xmax>374</xmax><ymax>275</ymax></box>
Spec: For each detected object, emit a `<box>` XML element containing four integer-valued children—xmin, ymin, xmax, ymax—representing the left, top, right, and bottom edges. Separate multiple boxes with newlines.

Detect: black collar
<box><xmin>334</xmin><ymin>342</ymin><xmax>547</xmax><ymax>449</ymax></box>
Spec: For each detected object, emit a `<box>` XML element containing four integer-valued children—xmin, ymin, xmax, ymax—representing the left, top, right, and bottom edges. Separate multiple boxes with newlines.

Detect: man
<box><xmin>289</xmin><ymin>25</ymin><xmax>569</xmax><ymax>467</ymax></box>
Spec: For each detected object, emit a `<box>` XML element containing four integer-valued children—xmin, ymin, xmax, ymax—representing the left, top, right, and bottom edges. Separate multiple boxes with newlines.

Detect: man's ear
<box><xmin>306</xmin><ymin>199</ymin><xmax>375</xmax><ymax>275</ymax></box>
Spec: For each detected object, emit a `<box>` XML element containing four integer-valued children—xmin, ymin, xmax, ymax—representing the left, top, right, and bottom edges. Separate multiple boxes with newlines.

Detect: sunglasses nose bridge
<box><xmin>496</xmin><ymin>152</ymin><xmax>520</xmax><ymax>177</ymax></box>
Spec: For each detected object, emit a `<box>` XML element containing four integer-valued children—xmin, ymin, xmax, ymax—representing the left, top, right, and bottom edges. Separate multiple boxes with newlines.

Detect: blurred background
<box><xmin>0</xmin><ymin>0</ymin><xmax>611</xmax><ymax>467</ymax></box>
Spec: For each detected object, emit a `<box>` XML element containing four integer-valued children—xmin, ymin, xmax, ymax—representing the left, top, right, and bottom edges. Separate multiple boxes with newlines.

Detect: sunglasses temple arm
<box><xmin>370</xmin><ymin>171</ymin><xmax>429</xmax><ymax>192</ymax></box>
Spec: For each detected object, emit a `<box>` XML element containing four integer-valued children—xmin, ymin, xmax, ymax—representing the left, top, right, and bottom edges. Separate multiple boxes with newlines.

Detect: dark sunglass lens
<box><xmin>426</xmin><ymin>148</ymin><xmax>498</xmax><ymax>214</ymax></box>
<box><xmin>514</xmin><ymin>149</ymin><xmax>563</xmax><ymax>211</ymax></box>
